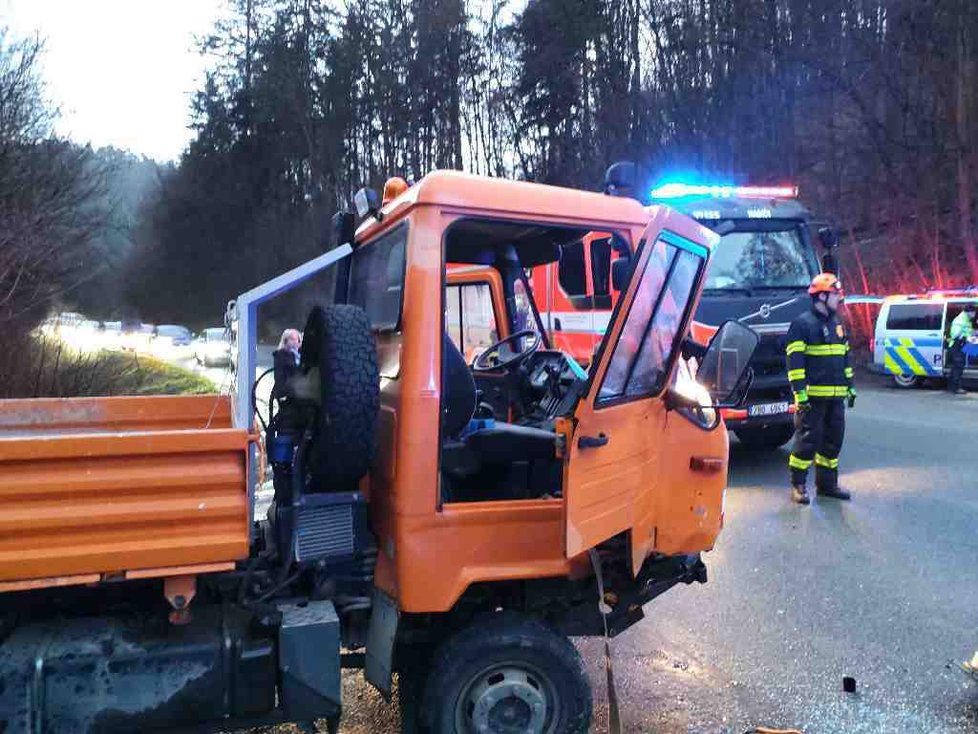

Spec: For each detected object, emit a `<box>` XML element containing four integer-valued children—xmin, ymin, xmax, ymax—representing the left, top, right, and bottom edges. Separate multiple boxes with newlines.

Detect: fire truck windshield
<box><xmin>704</xmin><ymin>226</ymin><xmax>814</xmax><ymax>291</ymax></box>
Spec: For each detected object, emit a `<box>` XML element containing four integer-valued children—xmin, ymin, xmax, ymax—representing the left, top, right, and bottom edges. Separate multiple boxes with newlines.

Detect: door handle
<box><xmin>578</xmin><ymin>433</ymin><xmax>609</xmax><ymax>449</ymax></box>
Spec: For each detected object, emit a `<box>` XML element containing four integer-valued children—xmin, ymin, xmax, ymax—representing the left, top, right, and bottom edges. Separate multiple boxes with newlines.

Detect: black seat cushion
<box><xmin>442</xmin><ymin>333</ymin><xmax>477</xmax><ymax>438</ymax></box>
<box><xmin>464</xmin><ymin>422</ymin><xmax>558</xmax><ymax>464</ymax></box>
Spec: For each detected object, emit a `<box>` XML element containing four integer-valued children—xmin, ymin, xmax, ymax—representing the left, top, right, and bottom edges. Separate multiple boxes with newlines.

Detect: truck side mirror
<box><xmin>611</xmin><ymin>257</ymin><xmax>631</xmax><ymax>292</ymax></box>
<box><xmin>354</xmin><ymin>187</ymin><xmax>382</xmax><ymax>221</ymax></box>
<box><xmin>818</xmin><ymin>226</ymin><xmax>839</xmax><ymax>249</ymax></box>
<box><xmin>698</xmin><ymin>320</ymin><xmax>760</xmax><ymax>406</ymax></box>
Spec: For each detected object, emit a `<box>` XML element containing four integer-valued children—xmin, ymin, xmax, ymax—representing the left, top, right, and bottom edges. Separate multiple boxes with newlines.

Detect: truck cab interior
<box><xmin>440</xmin><ymin>219</ymin><xmax>616</xmax><ymax>504</ymax></box>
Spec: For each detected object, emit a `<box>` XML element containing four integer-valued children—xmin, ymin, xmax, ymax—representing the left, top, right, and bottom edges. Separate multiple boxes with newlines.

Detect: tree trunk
<box><xmin>956</xmin><ymin>9</ymin><xmax>978</xmax><ymax>281</ymax></box>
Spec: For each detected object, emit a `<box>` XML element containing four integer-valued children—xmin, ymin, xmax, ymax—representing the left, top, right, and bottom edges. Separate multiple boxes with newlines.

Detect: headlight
<box><xmin>673</xmin><ymin>359</ymin><xmax>718</xmax><ymax>426</ymax></box>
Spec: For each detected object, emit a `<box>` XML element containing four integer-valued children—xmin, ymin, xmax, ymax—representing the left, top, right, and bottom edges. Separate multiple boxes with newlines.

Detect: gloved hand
<box><xmin>795</xmin><ymin>397</ymin><xmax>811</xmax><ymax>413</ymax></box>
<box><xmin>847</xmin><ymin>387</ymin><xmax>857</xmax><ymax>408</ymax></box>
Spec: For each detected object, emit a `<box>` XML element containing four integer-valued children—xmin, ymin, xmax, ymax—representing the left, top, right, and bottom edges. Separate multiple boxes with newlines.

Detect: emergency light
<box><xmin>650</xmin><ymin>182</ymin><xmax>799</xmax><ymax>200</ymax></box>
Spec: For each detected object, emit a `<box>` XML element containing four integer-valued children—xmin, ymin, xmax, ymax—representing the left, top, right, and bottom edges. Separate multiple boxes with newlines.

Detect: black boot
<box><xmin>791</xmin><ymin>484</ymin><xmax>811</xmax><ymax>505</ymax></box>
<box><xmin>817</xmin><ymin>484</ymin><xmax>851</xmax><ymax>500</ymax></box>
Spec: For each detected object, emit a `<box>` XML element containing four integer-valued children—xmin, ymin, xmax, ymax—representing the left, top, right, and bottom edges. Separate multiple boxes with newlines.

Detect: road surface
<box><xmin>283</xmin><ymin>377</ymin><xmax>978</xmax><ymax>734</ymax></box>
<box><xmin>578</xmin><ymin>376</ymin><xmax>978</xmax><ymax>733</ymax></box>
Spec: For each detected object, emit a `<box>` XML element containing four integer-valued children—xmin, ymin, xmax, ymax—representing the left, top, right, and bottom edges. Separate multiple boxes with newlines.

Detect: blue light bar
<box><xmin>650</xmin><ymin>183</ymin><xmax>798</xmax><ymax>200</ymax></box>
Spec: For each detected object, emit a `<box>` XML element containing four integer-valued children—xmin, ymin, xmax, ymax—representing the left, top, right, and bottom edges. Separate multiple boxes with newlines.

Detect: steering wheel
<box><xmin>472</xmin><ymin>330</ymin><xmax>541</xmax><ymax>373</ymax></box>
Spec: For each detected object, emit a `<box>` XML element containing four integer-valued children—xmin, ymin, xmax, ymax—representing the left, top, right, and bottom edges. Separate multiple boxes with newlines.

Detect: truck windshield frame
<box><xmin>703</xmin><ymin>220</ymin><xmax>816</xmax><ymax>292</ymax></box>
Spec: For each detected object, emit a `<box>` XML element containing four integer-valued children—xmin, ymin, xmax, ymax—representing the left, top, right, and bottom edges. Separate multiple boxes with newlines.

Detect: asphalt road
<box><xmin>306</xmin><ymin>378</ymin><xmax>978</xmax><ymax>734</ymax></box>
<box><xmin>578</xmin><ymin>376</ymin><xmax>978</xmax><ymax>733</ymax></box>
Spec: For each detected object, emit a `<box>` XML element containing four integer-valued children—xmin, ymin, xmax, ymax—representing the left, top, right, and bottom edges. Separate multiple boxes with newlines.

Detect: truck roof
<box><xmin>356</xmin><ymin>170</ymin><xmax>656</xmax><ymax>240</ymax></box>
<box><xmin>883</xmin><ymin>291</ymin><xmax>978</xmax><ymax>304</ymax></box>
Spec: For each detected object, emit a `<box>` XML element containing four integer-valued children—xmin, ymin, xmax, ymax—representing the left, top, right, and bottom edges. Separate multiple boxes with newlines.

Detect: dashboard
<box><xmin>519</xmin><ymin>350</ymin><xmax>587</xmax><ymax>419</ymax></box>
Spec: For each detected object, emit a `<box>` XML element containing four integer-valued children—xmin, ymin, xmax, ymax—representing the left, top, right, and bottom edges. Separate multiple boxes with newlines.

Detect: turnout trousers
<box><xmin>789</xmin><ymin>398</ymin><xmax>846</xmax><ymax>490</ymax></box>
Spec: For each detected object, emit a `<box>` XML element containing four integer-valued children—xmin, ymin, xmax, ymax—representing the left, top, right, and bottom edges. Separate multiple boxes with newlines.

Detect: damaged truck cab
<box><xmin>0</xmin><ymin>171</ymin><xmax>756</xmax><ymax>733</ymax></box>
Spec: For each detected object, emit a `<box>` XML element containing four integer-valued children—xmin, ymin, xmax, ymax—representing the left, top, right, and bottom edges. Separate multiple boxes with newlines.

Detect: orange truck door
<box><xmin>564</xmin><ymin>220</ymin><xmax>712</xmax><ymax>564</ymax></box>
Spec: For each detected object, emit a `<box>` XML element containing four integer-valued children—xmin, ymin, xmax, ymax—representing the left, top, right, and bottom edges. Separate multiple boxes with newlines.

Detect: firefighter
<box><xmin>785</xmin><ymin>273</ymin><xmax>854</xmax><ymax>505</ymax></box>
<box><xmin>947</xmin><ymin>303</ymin><xmax>977</xmax><ymax>395</ymax></box>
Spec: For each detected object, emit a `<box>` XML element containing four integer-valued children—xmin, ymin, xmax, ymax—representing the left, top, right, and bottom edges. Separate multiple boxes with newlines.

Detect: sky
<box><xmin>1</xmin><ymin>0</ymin><xmax>226</xmax><ymax>162</ymax></box>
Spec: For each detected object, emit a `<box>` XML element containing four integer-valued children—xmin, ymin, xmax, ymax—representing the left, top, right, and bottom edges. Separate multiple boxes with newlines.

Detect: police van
<box><xmin>873</xmin><ymin>290</ymin><xmax>978</xmax><ymax>387</ymax></box>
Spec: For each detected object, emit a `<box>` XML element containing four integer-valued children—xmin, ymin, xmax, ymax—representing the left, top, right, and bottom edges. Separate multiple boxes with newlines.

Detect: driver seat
<box><xmin>441</xmin><ymin>333</ymin><xmax>558</xmax><ymax>469</ymax></box>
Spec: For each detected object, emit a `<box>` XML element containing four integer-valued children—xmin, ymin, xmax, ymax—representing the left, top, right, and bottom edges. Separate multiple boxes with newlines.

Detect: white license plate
<box><xmin>748</xmin><ymin>402</ymin><xmax>791</xmax><ymax>417</ymax></box>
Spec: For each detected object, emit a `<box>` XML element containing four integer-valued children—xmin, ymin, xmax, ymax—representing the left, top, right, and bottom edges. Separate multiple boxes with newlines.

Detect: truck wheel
<box><xmin>892</xmin><ymin>373</ymin><xmax>919</xmax><ymax>388</ymax></box>
<box><xmin>420</xmin><ymin>613</ymin><xmax>591</xmax><ymax>734</ymax></box>
<box><xmin>302</xmin><ymin>304</ymin><xmax>379</xmax><ymax>487</ymax></box>
<box><xmin>734</xmin><ymin>424</ymin><xmax>795</xmax><ymax>450</ymax></box>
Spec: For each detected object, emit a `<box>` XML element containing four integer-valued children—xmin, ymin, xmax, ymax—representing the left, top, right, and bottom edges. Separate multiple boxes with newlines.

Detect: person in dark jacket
<box><xmin>785</xmin><ymin>273</ymin><xmax>854</xmax><ymax>505</ymax></box>
<box><xmin>271</xmin><ymin>328</ymin><xmax>302</xmax><ymax>402</ymax></box>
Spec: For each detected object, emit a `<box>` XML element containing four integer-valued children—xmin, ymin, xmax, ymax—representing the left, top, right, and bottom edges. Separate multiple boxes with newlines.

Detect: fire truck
<box><xmin>515</xmin><ymin>174</ymin><xmax>839</xmax><ymax>450</ymax></box>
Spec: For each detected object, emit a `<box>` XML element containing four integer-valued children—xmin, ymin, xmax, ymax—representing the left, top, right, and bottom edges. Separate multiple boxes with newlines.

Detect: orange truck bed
<box><xmin>0</xmin><ymin>395</ymin><xmax>251</xmax><ymax>591</ymax></box>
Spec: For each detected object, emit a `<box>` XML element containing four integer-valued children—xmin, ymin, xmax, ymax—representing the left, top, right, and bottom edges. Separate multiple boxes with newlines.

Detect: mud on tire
<box><xmin>301</xmin><ymin>304</ymin><xmax>380</xmax><ymax>488</ymax></box>
<box><xmin>420</xmin><ymin>612</ymin><xmax>591</xmax><ymax>734</ymax></box>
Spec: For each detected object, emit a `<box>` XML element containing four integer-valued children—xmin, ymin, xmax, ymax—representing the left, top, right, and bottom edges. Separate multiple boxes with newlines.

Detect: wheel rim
<box><xmin>894</xmin><ymin>373</ymin><xmax>917</xmax><ymax>387</ymax></box>
<box><xmin>455</xmin><ymin>662</ymin><xmax>557</xmax><ymax>734</ymax></box>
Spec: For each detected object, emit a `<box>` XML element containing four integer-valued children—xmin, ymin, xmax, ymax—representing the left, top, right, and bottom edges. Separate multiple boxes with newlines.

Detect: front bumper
<box><xmin>722</xmin><ymin>403</ymin><xmax>796</xmax><ymax>429</ymax></box>
<box><xmin>558</xmin><ymin>553</ymin><xmax>707</xmax><ymax>638</ymax></box>
<box><xmin>721</xmin><ymin>371</ymin><xmax>796</xmax><ymax>429</ymax></box>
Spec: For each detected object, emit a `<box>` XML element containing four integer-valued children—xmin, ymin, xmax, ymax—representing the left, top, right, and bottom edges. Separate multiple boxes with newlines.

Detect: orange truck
<box><xmin>0</xmin><ymin>171</ymin><xmax>757</xmax><ymax>733</ymax></box>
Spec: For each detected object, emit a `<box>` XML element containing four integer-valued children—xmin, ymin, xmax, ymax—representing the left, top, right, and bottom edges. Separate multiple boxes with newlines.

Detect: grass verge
<box><xmin>0</xmin><ymin>337</ymin><xmax>216</xmax><ymax>398</ymax></box>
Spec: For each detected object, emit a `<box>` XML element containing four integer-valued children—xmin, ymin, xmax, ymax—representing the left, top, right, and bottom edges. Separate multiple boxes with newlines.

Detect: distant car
<box><xmin>152</xmin><ymin>324</ymin><xmax>193</xmax><ymax>360</ymax></box>
<box><xmin>121</xmin><ymin>322</ymin><xmax>155</xmax><ymax>353</ymax></box>
<box><xmin>101</xmin><ymin>321</ymin><xmax>123</xmax><ymax>351</ymax></box>
<box><xmin>60</xmin><ymin>319</ymin><xmax>101</xmax><ymax>353</ymax></box>
<box><xmin>194</xmin><ymin>327</ymin><xmax>231</xmax><ymax>367</ymax></box>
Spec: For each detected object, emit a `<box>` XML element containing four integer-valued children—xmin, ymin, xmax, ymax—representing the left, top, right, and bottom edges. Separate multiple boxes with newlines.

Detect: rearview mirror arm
<box><xmin>681</xmin><ymin>337</ymin><xmax>707</xmax><ymax>361</ymax></box>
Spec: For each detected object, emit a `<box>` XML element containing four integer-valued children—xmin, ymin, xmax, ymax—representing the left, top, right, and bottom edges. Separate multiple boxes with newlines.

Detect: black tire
<box><xmin>892</xmin><ymin>373</ymin><xmax>919</xmax><ymax>389</ymax></box>
<box><xmin>398</xmin><ymin>646</ymin><xmax>433</xmax><ymax>734</ymax></box>
<box><xmin>302</xmin><ymin>304</ymin><xmax>379</xmax><ymax>487</ymax></box>
<box><xmin>735</xmin><ymin>424</ymin><xmax>795</xmax><ymax>450</ymax></box>
<box><xmin>420</xmin><ymin>612</ymin><xmax>591</xmax><ymax>734</ymax></box>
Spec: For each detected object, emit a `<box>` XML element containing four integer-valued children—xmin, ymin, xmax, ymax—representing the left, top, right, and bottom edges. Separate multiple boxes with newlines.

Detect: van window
<box><xmin>350</xmin><ymin>223</ymin><xmax>407</xmax><ymax>331</ymax></box>
<box><xmin>446</xmin><ymin>283</ymin><xmax>498</xmax><ymax>361</ymax></box>
<box><xmin>886</xmin><ymin>303</ymin><xmax>943</xmax><ymax>331</ymax></box>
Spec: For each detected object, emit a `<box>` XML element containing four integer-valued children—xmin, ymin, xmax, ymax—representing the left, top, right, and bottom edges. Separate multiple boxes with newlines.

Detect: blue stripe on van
<box><xmin>904</xmin><ymin>346</ymin><xmax>940</xmax><ymax>375</ymax></box>
<box><xmin>884</xmin><ymin>348</ymin><xmax>914</xmax><ymax>375</ymax></box>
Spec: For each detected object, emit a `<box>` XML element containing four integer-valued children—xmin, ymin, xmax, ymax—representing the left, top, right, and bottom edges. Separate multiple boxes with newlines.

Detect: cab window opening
<box><xmin>438</xmin><ymin>217</ymin><xmax>632</xmax><ymax>506</ymax></box>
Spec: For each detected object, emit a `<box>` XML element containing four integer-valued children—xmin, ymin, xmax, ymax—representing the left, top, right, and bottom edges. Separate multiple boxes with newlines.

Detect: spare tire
<box><xmin>301</xmin><ymin>304</ymin><xmax>380</xmax><ymax>488</ymax></box>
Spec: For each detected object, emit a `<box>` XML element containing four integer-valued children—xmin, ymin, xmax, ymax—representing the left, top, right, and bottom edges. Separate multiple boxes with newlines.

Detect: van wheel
<box><xmin>734</xmin><ymin>424</ymin><xmax>795</xmax><ymax>450</ymax></box>
<box><xmin>420</xmin><ymin>613</ymin><xmax>591</xmax><ymax>734</ymax></box>
<box><xmin>893</xmin><ymin>373</ymin><xmax>919</xmax><ymax>388</ymax></box>
<box><xmin>301</xmin><ymin>304</ymin><xmax>380</xmax><ymax>487</ymax></box>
